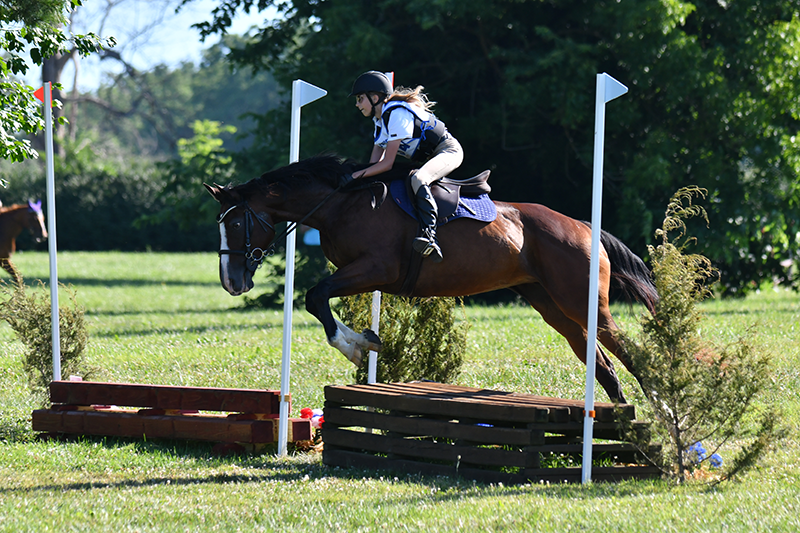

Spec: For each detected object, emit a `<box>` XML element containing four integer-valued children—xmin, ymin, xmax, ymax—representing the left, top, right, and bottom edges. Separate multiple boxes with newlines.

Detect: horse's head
<box><xmin>27</xmin><ymin>200</ymin><xmax>47</xmax><ymax>242</ymax></box>
<box><xmin>204</xmin><ymin>156</ymin><xmax>354</xmax><ymax>295</ymax></box>
<box><xmin>204</xmin><ymin>183</ymin><xmax>276</xmax><ymax>296</ymax></box>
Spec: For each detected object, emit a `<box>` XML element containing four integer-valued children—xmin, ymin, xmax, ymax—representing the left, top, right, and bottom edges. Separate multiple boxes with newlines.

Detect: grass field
<box><xmin>1</xmin><ymin>251</ymin><xmax>799</xmax><ymax>532</ymax></box>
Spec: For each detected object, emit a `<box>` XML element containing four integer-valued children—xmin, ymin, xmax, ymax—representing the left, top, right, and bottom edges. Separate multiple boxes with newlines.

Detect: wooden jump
<box><xmin>322</xmin><ymin>382</ymin><xmax>661</xmax><ymax>484</ymax></box>
<box><xmin>32</xmin><ymin>381</ymin><xmax>312</xmax><ymax>446</ymax></box>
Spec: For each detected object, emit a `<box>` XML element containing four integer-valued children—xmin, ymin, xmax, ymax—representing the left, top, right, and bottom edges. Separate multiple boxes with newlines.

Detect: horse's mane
<box><xmin>233</xmin><ymin>154</ymin><xmax>417</xmax><ymax>196</ymax></box>
<box><xmin>236</xmin><ymin>154</ymin><xmax>352</xmax><ymax>196</ymax></box>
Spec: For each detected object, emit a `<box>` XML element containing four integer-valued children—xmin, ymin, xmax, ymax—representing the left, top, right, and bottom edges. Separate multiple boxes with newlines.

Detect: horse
<box><xmin>0</xmin><ymin>201</ymin><xmax>48</xmax><ymax>282</ymax></box>
<box><xmin>205</xmin><ymin>155</ymin><xmax>658</xmax><ymax>403</ymax></box>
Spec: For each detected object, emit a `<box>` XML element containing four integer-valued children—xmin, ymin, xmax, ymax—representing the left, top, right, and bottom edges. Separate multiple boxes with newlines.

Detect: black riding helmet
<box><xmin>349</xmin><ymin>71</ymin><xmax>393</xmax><ymax>118</ymax></box>
<box><xmin>349</xmin><ymin>71</ymin><xmax>393</xmax><ymax>97</ymax></box>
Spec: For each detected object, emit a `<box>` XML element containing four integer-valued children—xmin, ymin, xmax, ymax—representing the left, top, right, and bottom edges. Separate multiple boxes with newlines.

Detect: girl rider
<box><xmin>348</xmin><ymin>71</ymin><xmax>464</xmax><ymax>263</ymax></box>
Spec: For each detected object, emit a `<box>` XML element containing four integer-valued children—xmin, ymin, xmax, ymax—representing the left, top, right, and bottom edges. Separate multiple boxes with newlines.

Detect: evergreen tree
<box><xmin>618</xmin><ymin>187</ymin><xmax>786</xmax><ymax>482</ymax></box>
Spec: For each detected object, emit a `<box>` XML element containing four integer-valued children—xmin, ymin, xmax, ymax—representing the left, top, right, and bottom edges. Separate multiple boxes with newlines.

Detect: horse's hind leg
<box><xmin>512</xmin><ymin>283</ymin><xmax>628</xmax><ymax>403</ymax></box>
<box><xmin>0</xmin><ymin>259</ymin><xmax>21</xmax><ymax>285</ymax></box>
<box><xmin>596</xmin><ymin>308</ymin><xmax>635</xmax><ymax>375</ymax></box>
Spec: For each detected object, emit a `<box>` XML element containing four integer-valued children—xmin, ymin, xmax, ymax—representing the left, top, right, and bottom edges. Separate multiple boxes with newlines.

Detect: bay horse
<box><xmin>0</xmin><ymin>201</ymin><xmax>48</xmax><ymax>282</ymax></box>
<box><xmin>205</xmin><ymin>155</ymin><xmax>658</xmax><ymax>403</ymax></box>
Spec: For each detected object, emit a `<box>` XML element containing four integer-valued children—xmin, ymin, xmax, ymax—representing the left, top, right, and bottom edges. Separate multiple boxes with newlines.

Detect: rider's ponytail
<box><xmin>387</xmin><ymin>85</ymin><xmax>436</xmax><ymax>112</ymax></box>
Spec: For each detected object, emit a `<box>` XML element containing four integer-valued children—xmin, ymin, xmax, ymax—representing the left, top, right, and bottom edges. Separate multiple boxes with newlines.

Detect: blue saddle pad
<box><xmin>389</xmin><ymin>180</ymin><xmax>497</xmax><ymax>225</ymax></box>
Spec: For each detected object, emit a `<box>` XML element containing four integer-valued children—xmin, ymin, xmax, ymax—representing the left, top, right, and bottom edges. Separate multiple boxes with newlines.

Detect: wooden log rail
<box><xmin>323</xmin><ymin>382</ymin><xmax>661</xmax><ymax>484</ymax></box>
<box><xmin>32</xmin><ymin>381</ymin><xmax>312</xmax><ymax>445</ymax></box>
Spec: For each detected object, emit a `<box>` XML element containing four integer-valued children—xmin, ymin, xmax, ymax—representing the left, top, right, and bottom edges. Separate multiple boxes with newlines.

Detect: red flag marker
<box><xmin>34</xmin><ymin>86</ymin><xmax>52</xmax><ymax>103</ymax></box>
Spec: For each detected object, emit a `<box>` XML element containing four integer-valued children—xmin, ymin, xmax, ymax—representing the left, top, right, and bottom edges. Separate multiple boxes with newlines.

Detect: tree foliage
<box><xmin>0</xmin><ymin>135</ymin><xmax>215</xmax><ymax>251</ymax></box>
<box><xmin>76</xmin><ymin>34</ymin><xmax>282</xmax><ymax>156</ymax></box>
<box><xmin>0</xmin><ymin>0</ymin><xmax>114</xmax><ymax>161</ymax></box>
<box><xmin>0</xmin><ymin>34</ymin><xmax>283</xmax><ymax>253</ymax></box>
<box><xmin>189</xmin><ymin>0</ymin><xmax>800</xmax><ymax>295</ymax></box>
<box><xmin>137</xmin><ymin>119</ymin><xmax>236</xmax><ymax>232</ymax></box>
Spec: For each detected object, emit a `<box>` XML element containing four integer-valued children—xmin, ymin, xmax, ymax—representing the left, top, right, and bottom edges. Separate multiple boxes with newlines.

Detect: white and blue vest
<box><xmin>373</xmin><ymin>101</ymin><xmax>448</xmax><ymax>162</ymax></box>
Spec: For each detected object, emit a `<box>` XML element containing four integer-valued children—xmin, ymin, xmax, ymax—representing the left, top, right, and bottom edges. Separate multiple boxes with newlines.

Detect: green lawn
<box><xmin>1</xmin><ymin>251</ymin><xmax>799</xmax><ymax>532</ymax></box>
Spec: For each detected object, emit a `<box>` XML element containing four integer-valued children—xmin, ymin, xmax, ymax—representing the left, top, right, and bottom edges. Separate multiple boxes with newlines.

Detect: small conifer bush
<box><xmin>0</xmin><ymin>278</ymin><xmax>90</xmax><ymax>400</ymax></box>
<box><xmin>617</xmin><ymin>187</ymin><xmax>785</xmax><ymax>482</ymax></box>
<box><xmin>335</xmin><ymin>293</ymin><xmax>467</xmax><ymax>384</ymax></box>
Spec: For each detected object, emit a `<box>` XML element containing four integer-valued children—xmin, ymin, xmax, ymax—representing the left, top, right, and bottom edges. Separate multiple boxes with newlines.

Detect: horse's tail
<box><xmin>592</xmin><ymin>226</ymin><xmax>659</xmax><ymax>315</ymax></box>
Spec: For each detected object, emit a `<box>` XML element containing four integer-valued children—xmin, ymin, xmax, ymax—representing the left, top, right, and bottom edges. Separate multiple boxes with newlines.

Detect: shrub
<box><xmin>0</xmin><ymin>279</ymin><xmax>91</xmax><ymax>400</ymax></box>
<box><xmin>617</xmin><ymin>187</ymin><xmax>786</xmax><ymax>482</ymax></box>
<box><xmin>336</xmin><ymin>293</ymin><xmax>467</xmax><ymax>384</ymax></box>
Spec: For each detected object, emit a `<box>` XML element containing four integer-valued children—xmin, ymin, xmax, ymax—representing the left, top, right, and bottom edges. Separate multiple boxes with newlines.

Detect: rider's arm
<box><xmin>353</xmin><ymin>140</ymin><xmax>401</xmax><ymax>179</ymax></box>
<box><xmin>369</xmin><ymin>144</ymin><xmax>384</xmax><ymax>163</ymax></box>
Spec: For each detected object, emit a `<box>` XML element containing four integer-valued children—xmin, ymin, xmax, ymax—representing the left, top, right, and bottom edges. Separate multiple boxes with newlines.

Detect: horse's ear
<box><xmin>28</xmin><ymin>199</ymin><xmax>42</xmax><ymax>213</ymax></box>
<box><xmin>204</xmin><ymin>183</ymin><xmax>226</xmax><ymax>202</ymax></box>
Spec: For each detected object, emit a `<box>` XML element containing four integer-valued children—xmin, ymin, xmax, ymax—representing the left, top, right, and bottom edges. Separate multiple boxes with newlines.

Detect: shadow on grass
<box><xmin>0</xmin><ymin>433</ymin><xmax>673</xmax><ymax>500</ymax></box>
<box><xmin>20</xmin><ymin>277</ymin><xmax>221</xmax><ymax>288</ymax></box>
<box><xmin>702</xmin><ymin>305</ymin><xmax>799</xmax><ymax>316</ymax></box>
<box><xmin>0</xmin><ymin>466</ymin><xmax>321</xmax><ymax>496</ymax></box>
<box><xmin>87</xmin><ymin>319</ymin><xmax>322</xmax><ymax>340</ymax></box>
<box><xmin>84</xmin><ymin>308</ymin><xmax>239</xmax><ymax>317</ymax></box>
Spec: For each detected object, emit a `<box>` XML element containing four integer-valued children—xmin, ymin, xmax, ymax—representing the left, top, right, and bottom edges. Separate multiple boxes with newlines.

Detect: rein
<box><xmin>216</xmin><ymin>182</ymin><xmax>346</xmax><ymax>272</ymax></box>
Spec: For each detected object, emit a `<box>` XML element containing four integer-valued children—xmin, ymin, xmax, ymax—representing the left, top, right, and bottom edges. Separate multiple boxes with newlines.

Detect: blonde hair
<box><xmin>386</xmin><ymin>85</ymin><xmax>436</xmax><ymax>112</ymax></box>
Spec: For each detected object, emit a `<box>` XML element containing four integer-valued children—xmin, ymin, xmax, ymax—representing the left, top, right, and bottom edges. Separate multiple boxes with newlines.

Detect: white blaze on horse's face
<box><xmin>218</xmin><ymin>220</ymin><xmax>232</xmax><ymax>290</ymax></box>
<box><xmin>36</xmin><ymin>212</ymin><xmax>47</xmax><ymax>241</ymax></box>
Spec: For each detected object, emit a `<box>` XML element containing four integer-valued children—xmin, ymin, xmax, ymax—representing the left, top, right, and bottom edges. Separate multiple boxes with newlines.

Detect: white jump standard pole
<box><xmin>582</xmin><ymin>73</ymin><xmax>628</xmax><ymax>484</ymax></box>
<box><xmin>40</xmin><ymin>82</ymin><xmax>61</xmax><ymax>382</ymax></box>
<box><xmin>278</xmin><ymin>79</ymin><xmax>327</xmax><ymax>456</ymax></box>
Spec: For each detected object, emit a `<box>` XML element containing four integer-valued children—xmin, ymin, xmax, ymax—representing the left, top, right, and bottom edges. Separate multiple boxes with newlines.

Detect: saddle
<box><xmin>391</xmin><ymin>170</ymin><xmax>497</xmax><ymax>225</ymax></box>
<box><xmin>429</xmin><ymin>171</ymin><xmax>492</xmax><ymax>221</ymax></box>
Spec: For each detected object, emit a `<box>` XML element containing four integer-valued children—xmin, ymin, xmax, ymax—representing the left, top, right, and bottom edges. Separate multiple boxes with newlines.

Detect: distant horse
<box><xmin>205</xmin><ymin>155</ymin><xmax>658</xmax><ymax>403</ymax></box>
<box><xmin>0</xmin><ymin>201</ymin><xmax>47</xmax><ymax>282</ymax></box>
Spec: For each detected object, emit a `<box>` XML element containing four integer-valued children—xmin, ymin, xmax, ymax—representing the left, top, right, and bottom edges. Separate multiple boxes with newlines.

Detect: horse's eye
<box><xmin>232</xmin><ymin>221</ymin><xmax>242</xmax><ymax>230</ymax></box>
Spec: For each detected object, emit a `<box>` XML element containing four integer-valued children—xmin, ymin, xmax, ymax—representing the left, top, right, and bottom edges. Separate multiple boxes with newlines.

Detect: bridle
<box><xmin>215</xmin><ymin>181</ymin><xmax>347</xmax><ymax>273</ymax></box>
<box><xmin>216</xmin><ymin>201</ymin><xmax>276</xmax><ymax>273</ymax></box>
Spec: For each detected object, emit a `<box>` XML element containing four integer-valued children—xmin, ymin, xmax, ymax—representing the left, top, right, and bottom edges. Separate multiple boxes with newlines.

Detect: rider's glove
<box><xmin>339</xmin><ymin>173</ymin><xmax>355</xmax><ymax>188</ymax></box>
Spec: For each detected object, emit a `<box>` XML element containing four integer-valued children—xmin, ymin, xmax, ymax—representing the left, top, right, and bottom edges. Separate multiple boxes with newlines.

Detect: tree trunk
<box><xmin>39</xmin><ymin>50</ymin><xmax>76</xmax><ymax>156</ymax></box>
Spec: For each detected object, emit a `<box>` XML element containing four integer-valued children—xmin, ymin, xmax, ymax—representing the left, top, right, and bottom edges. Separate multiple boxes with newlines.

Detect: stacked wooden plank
<box><xmin>32</xmin><ymin>381</ymin><xmax>311</xmax><ymax>445</ymax></box>
<box><xmin>323</xmin><ymin>382</ymin><xmax>661</xmax><ymax>484</ymax></box>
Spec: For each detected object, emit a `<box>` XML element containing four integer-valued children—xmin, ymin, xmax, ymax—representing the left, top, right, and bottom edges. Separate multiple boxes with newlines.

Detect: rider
<box><xmin>348</xmin><ymin>71</ymin><xmax>464</xmax><ymax>263</ymax></box>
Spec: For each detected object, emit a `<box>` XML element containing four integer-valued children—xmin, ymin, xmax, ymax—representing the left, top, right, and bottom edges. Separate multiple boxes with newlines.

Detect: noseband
<box><xmin>216</xmin><ymin>201</ymin><xmax>276</xmax><ymax>273</ymax></box>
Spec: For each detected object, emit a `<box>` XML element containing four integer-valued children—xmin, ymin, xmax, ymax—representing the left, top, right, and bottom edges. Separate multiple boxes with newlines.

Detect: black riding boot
<box><xmin>412</xmin><ymin>185</ymin><xmax>443</xmax><ymax>263</ymax></box>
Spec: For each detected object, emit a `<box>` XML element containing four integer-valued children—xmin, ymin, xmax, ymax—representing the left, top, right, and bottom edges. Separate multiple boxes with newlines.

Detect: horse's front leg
<box><xmin>305</xmin><ymin>276</ymin><xmax>383</xmax><ymax>366</ymax></box>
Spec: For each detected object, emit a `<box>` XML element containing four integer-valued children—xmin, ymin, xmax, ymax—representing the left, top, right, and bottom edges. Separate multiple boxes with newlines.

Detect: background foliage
<box><xmin>192</xmin><ymin>0</ymin><xmax>800</xmax><ymax>296</ymax></box>
<box><xmin>3</xmin><ymin>0</ymin><xmax>800</xmax><ymax>297</ymax></box>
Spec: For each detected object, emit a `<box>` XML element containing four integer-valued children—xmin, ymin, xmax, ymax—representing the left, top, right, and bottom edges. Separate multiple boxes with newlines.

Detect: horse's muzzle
<box><xmin>219</xmin><ymin>256</ymin><xmax>254</xmax><ymax>296</ymax></box>
<box><xmin>222</xmin><ymin>272</ymin><xmax>253</xmax><ymax>296</ymax></box>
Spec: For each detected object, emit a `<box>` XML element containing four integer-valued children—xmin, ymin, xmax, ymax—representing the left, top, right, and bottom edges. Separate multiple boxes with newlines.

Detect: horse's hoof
<box><xmin>362</xmin><ymin>329</ymin><xmax>383</xmax><ymax>352</ymax></box>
